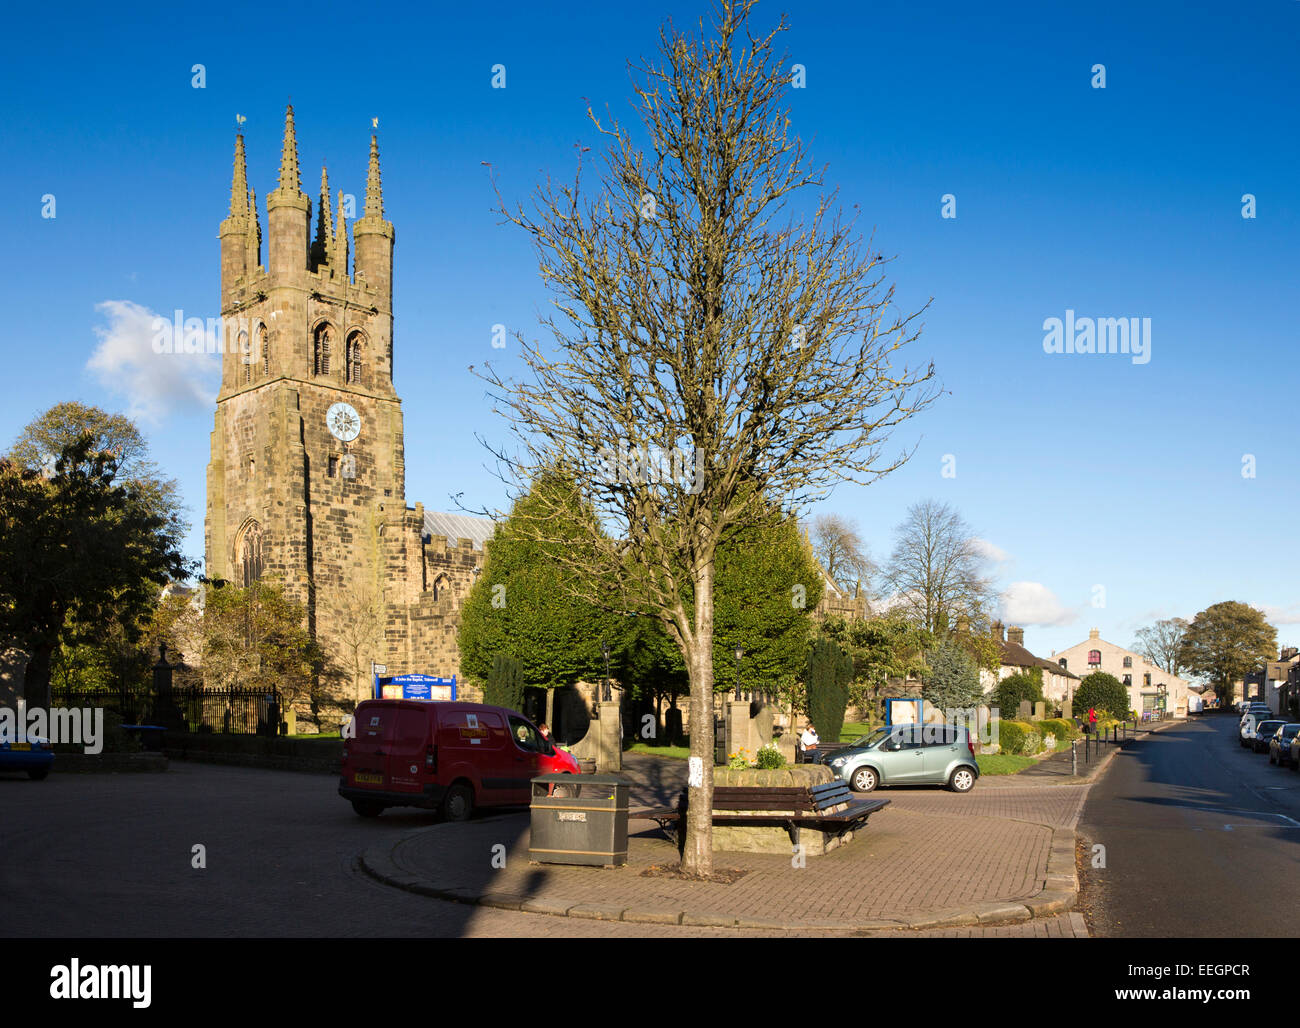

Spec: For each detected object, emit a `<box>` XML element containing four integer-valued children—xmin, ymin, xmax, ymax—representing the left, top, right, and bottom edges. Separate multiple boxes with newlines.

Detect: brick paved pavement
<box><xmin>0</xmin><ymin>763</ymin><xmax>1086</xmax><ymax>938</ymax></box>
<box><xmin>366</xmin><ymin>755</ymin><xmax>1087</xmax><ymax>930</ymax></box>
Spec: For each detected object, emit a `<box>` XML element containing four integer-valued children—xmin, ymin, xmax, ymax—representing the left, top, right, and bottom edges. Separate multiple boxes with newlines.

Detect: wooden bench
<box><xmin>631</xmin><ymin>782</ymin><xmax>889</xmax><ymax>849</ymax></box>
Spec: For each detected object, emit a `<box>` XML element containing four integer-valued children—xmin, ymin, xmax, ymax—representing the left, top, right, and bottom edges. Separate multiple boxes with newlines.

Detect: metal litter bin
<box><xmin>529</xmin><ymin>772</ymin><xmax>629</xmax><ymax>867</ymax></box>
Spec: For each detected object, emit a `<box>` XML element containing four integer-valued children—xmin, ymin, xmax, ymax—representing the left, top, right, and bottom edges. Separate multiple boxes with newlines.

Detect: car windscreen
<box><xmin>857</xmin><ymin>727</ymin><xmax>891</xmax><ymax>749</ymax></box>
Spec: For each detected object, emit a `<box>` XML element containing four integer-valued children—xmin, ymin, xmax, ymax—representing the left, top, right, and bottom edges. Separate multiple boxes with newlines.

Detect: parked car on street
<box><xmin>1251</xmin><ymin>720</ymin><xmax>1287</xmax><ymax>754</ymax></box>
<box><xmin>817</xmin><ymin>723</ymin><xmax>979</xmax><ymax>794</ymax></box>
<box><xmin>339</xmin><ymin>700</ymin><xmax>580</xmax><ymax>820</ymax></box>
<box><xmin>1290</xmin><ymin>732</ymin><xmax>1300</xmax><ymax>771</ymax></box>
<box><xmin>1268</xmin><ymin>724</ymin><xmax>1300</xmax><ymax>766</ymax></box>
<box><xmin>1240</xmin><ymin>706</ymin><xmax>1275</xmax><ymax>745</ymax></box>
<box><xmin>0</xmin><ymin>732</ymin><xmax>54</xmax><ymax>780</ymax></box>
<box><xmin>1241</xmin><ymin>703</ymin><xmax>1273</xmax><ymax>724</ymax></box>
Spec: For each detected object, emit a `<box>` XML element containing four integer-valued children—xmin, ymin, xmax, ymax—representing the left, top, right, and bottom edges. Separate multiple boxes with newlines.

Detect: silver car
<box><xmin>820</xmin><ymin>724</ymin><xmax>980</xmax><ymax>794</ymax></box>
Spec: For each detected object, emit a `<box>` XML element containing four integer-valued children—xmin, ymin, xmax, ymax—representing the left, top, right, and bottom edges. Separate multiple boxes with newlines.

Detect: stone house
<box><xmin>1051</xmin><ymin>628</ymin><xmax>1192</xmax><ymax>717</ymax></box>
<box><xmin>978</xmin><ymin>622</ymin><xmax>1080</xmax><ymax>708</ymax></box>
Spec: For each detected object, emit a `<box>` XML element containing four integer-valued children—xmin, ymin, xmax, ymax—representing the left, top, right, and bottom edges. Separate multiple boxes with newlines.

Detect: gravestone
<box><xmin>1061</xmin><ymin>700</ymin><xmax>1072</xmax><ymax>721</ymax></box>
<box><xmin>1017</xmin><ymin>699</ymin><xmax>1032</xmax><ymax>720</ymax></box>
<box><xmin>1033</xmin><ymin>701</ymin><xmax>1046</xmax><ymax>721</ymax></box>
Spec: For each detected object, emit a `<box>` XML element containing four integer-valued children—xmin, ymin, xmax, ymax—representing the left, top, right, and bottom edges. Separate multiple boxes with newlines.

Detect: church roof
<box><xmin>422</xmin><ymin>510</ymin><xmax>496</xmax><ymax>550</ymax></box>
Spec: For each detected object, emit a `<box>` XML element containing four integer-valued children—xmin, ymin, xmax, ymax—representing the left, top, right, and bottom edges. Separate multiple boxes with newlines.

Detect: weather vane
<box><xmin>372</xmin><ymin>117</ymin><xmax>379</xmax><ymax>129</ymax></box>
<box><xmin>235</xmin><ymin>113</ymin><xmax>246</xmax><ymax>127</ymax></box>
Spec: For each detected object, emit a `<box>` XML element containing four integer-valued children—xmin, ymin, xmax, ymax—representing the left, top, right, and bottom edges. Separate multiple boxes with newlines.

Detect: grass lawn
<box><xmin>976</xmin><ymin>753</ymin><xmax>1038</xmax><ymax>775</ymax></box>
<box><xmin>626</xmin><ymin>742</ymin><xmax>691</xmax><ymax>760</ymax></box>
<box><xmin>839</xmin><ymin>722</ymin><xmax>880</xmax><ymax>743</ymax></box>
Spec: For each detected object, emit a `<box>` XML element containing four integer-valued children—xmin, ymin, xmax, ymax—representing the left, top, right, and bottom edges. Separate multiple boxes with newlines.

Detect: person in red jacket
<box><xmin>1088</xmin><ymin>707</ymin><xmax>1098</xmax><ymax>734</ymax></box>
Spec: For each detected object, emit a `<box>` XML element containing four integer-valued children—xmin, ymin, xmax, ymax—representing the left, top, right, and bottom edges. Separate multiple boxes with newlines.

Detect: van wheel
<box><xmin>442</xmin><ymin>784</ymin><xmax>474</xmax><ymax>822</ymax></box>
<box><xmin>949</xmin><ymin>767</ymin><xmax>976</xmax><ymax>793</ymax></box>
<box><xmin>851</xmin><ymin>767</ymin><xmax>877</xmax><ymax>793</ymax></box>
<box><xmin>351</xmin><ymin>799</ymin><xmax>383</xmax><ymax>818</ymax></box>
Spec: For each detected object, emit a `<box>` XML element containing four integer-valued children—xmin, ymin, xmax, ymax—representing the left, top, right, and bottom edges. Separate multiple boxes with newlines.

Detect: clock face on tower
<box><xmin>326</xmin><ymin>402</ymin><xmax>361</xmax><ymax>442</ymax></box>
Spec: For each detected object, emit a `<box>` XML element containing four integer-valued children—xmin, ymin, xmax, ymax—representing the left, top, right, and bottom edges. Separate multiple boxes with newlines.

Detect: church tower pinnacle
<box><xmin>353</xmin><ymin>131</ymin><xmax>394</xmax><ymax>303</ymax></box>
<box><xmin>266</xmin><ymin>104</ymin><xmax>309</xmax><ymax>276</ymax></box>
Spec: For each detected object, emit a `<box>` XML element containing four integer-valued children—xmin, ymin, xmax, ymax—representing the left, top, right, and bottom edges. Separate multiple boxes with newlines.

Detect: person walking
<box><xmin>1088</xmin><ymin>706</ymin><xmax>1098</xmax><ymax>735</ymax></box>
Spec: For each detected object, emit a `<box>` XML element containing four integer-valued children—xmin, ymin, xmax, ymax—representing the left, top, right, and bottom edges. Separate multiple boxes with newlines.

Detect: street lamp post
<box><xmin>601</xmin><ymin>640</ymin><xmax>612</xmax><ymax>703</ymax></box>
<box><xmin>734</xmin><ymin>647</ymin><xmax>745</xmax><ymax>701</ymax></box>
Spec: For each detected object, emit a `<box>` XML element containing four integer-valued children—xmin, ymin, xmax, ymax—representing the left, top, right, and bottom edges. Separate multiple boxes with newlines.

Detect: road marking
<box><xmin>1185</xmin><ymin>806</ymin><xmax>1300</xmax><ymax>827</ymax></box>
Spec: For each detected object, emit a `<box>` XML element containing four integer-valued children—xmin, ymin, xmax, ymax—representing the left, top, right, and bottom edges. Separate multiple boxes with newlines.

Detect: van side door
<box><xmin>386</xmin><ymin>705</ymin><xmax>430</xmax><ymax>799</ymax></box>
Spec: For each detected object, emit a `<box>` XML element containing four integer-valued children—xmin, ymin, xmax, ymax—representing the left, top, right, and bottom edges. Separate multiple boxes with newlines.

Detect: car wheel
<box><xmin>27</xmin><ymin>768</ymin><xmax>49</xmax><ymax>781</ymax></box>
<box><xmin>442</xmin><ymin>783</ymin><xmax>474</xmax><ymax>822</ymax></box>
<box><xmin>351</xmin><ymin>799</ymin><xmax>383</xmax><ymax>818</ymax></box>
<box><xmin>850</xmin><ymin>767</ymin><xmax>878</xmax><ymax>793</ymax></box>
<box><xmin>949</xmin><ymin>767</ymin><xmax>976</xmax><ymax>793</ymax></box>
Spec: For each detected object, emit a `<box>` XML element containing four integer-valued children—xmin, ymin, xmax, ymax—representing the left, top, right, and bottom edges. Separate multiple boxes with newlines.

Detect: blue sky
<box><xmin>1</xmin><ymin>0</ymin><xmax>1297</xmax><ymax>660</ymax></box>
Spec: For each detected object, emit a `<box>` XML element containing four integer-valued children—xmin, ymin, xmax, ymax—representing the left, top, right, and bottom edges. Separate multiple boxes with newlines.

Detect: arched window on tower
<box><xmin>237</xmin><ymin>521</ymin><xmax>264</xmax><ymax>588</ymax></box>
<box><xmin>432</xmin><ymin>572</ymin><xmax>453</xmax><ymax>602</ymax></box>
<box><xmin>346</xmin><ymin>331</ymin><xmax>363</xmax><ymax>384</ymax></box>
<box><xmin>258</xmin><ymin>324</ymin><xmax>269</xmax><ymax>378</ymax></box>
<box><xmin>313</xmin><ymin>324</ymin><xmax>332</xmax><ymax>376</ymax></box>
<box><xmin>238</xmin><ymin>330</ymin><xmax>250</xmax><ymax>384</ymax></box>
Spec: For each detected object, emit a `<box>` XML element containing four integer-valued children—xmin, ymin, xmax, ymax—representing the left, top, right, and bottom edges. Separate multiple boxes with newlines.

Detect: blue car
<box><xmin>0</xmin><ymin>733</ymin><xmax>54</xmax><ymax>780</ymax></box>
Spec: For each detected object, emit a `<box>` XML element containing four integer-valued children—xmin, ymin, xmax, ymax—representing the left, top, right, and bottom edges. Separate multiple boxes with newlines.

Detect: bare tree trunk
<box><xmin>683</xmin><ymin>556</ymin><xmax>716</xmax><ymax>876</ymax></box>
<box><xmin>24</xmin><ymin>640</ymin><xmax>54</xmax><ymax>708</ymax></box>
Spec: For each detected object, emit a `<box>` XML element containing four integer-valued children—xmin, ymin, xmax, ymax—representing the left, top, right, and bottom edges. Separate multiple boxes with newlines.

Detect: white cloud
<box><xmin>1259</xmin><ymin>604</ymin><xmax>1300</xmax><ymax>626</ymax></box>
<box><xmin>971</xmin><ymin>537</ymin><xmax>1010</xmax><ymax>563</ymax></box>
<box><xmin>1000</xmin><ymin>581</ymin><xmax>1077</xmax><ymax>627</ymax></box>
<box><xmin>85</xmin><ymin>300</ymin><xmax>220</xmax><ymax>425</ymax></box>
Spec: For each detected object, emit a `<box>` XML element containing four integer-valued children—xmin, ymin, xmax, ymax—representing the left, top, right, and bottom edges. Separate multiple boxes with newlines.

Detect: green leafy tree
<box><xmin>819</xmin><ymin>611</ymin><xmax>931</xmax><ymax>720</ymax></box>
<box><xmin>0</xmin><ymin>436</ymin><xmax>192</xmax><ymax>705</ymax></box>
<box><xmin>614</xmin><ymin>615</ymin><xmax>689</xmax><ymax>744</ymax></box>
<box><xmin>201</xmin><ymin>580</ymin><xmax>326</xmax><ymax>726</ymax></box>
<box><xmin>990</xmin><ymin>669</ymin><xmax>1044</xmax><ymax>719</ymax></box>
<box><xmin>1180</xmin><ymin>601</ymin><xmax>1278</xmax><ymax>704</ymax></box>
<box><xmin>1073</xmin><ymin>671</ymin><xmax>1130</xmax><ymax>718</ymax></box>
<box><xmin>7</xmin><ymin>401</ymin><xmax>186</xmax><ymax>536</ymax></box>
<box><xmin>458</xmin><ymin>473</ymin><xmax>624</xmax><ymax>707</ymax></box>
<box><xmin>805</xmin><ymin>637</ymin><xmax>853</xmax><ymax>743</ymax></box>
<box><xmin>710</xmin><ymin>511</ymin><xmax>825</xmax><ymax>697</ymax></box>
<box><xmin>923</xmin><ymin>638</ymin><xmax>983</xmax><ymax>713</ymax></box>
<box><xmin>623</xmin><ymin>511</ymin><xmax>823</xmax><ymax>743</ymax></box>
<box><xmin>484</xmin><ymin>654</ymin><xmax>526</xmax><ymax>711</ymax></box>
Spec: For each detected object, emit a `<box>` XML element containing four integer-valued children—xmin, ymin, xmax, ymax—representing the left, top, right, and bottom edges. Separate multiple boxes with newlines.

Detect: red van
<box><xmin>338</xmin><ymin>700</ymin><xmax>580</xmax><ymax>820</ymax></box>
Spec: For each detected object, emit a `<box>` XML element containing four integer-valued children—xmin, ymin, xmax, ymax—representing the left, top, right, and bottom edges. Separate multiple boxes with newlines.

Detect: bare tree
<box><xmin>1132</xmin><ymin>617</ymin><xmax>1190</xmax><ymax>679</ymax></box>
<box><xmin>479</xmin><ymin>0</ymin><xmax>937</xmax><ymax>875</ymax></box>
<box><xmin>327</xmin><ymin>586</ymin><xmax>386</xmax><ymax>721</ymax></box>
<box><xmin>882</xmin><ymin>500</ymin><xmax>993</xmax><ymax>634</ymax></box>
<box><xmin>810</xmin><ymin>512</ymin><xmax>876</xmax><ymax>596</ymax></box>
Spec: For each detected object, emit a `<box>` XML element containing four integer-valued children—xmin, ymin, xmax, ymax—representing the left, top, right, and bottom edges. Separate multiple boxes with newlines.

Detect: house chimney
<box><xmin>1089</xmin><ymin>628</ymin><xmax>1100</xmax><ymax>640</ymax></box>
<box><xmin>992</xmin><ymin>620</ymin><xmax>1004</xmax><ymax>642</ymax></box>
<box><xmin>1008</xmin><ymin>626</ymin><xmax>1024</xmax><ymax>647</ymax></box>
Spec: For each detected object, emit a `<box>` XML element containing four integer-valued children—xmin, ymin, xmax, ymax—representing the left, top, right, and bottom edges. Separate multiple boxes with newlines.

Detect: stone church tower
<box><xmin>205</xmin><ymin>107</ymin><xmax>483</xmax><ymax>712</ymax></box>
